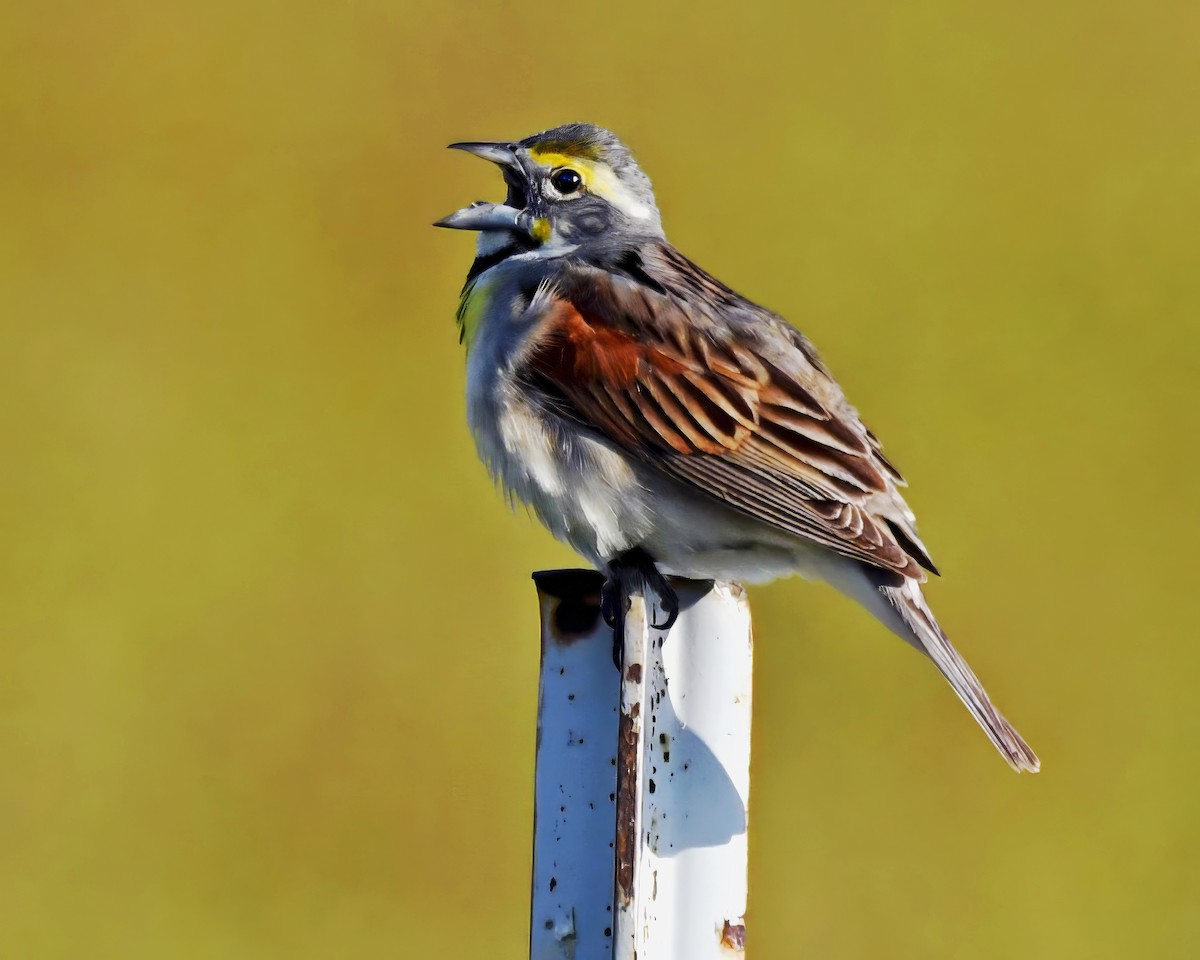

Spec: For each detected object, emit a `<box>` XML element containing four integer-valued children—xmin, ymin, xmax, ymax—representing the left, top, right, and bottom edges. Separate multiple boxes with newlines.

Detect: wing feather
<box><xmin>520</xmin><ymin>246</ymin><xmax>936</xmax><ymax>580</ymax></box>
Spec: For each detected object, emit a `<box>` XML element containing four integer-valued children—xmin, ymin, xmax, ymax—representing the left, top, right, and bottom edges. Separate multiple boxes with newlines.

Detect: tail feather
<box><xmin>881</xmin><ymin>579</ymin><xmax>1040</xmax><ymax>773</ymax></box>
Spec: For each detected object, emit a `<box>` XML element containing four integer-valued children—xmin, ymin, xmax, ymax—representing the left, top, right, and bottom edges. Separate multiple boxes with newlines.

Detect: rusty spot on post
<box><xmin>721</xmin><ymin>918</ymin><xmax>747</xmax><ymax>951</ymax></box>
<box><xmin>614</xmin><ymin>586</ymin><xmax>645</xmax><ymax>909</ymax></box>
<box><xmin>614</xmin><ymin>700</ymin><xmax>638</xmax><ymax>904</ymax></box>
<box><xmin>533</xmin><ymin>569</ymin><xmax>605</xmax><ymax>646</ymax></box>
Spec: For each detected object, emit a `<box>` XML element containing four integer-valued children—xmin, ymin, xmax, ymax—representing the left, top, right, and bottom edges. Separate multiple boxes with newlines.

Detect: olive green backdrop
<box><xmin>2</xmin><ymin>1</ymin><xmax>1196</xmax><ymax>957</ymax></box>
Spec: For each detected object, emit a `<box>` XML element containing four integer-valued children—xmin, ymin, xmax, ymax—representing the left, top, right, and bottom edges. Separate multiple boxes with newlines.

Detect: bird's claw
<box><xmin>650</xmin><ymin>593</ymin><xmax>679</xmax><ymax>631</ymax></box>
<box><xmin>600</xmin><ymin>578</ymin><xmax>621</xmax><ymax>630</ymax></box>
<box><xmin>602</xmin><ymin>549</ymin><xmax>679</xmax><ymax>668</ymax></box>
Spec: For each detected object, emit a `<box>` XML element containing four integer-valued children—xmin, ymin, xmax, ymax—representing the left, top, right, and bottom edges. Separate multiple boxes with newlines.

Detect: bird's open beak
<box><xmin>433</xmin><ymin>201</ymin><xmax>527</xmax><ymax>232</ymax></box>
<box><xmin>446</xmin><ymin>141</ymin><xmax>522</xmax><ymax>171</ymax></box>
<box><xmin>435</xmin><ymin>140</ymin><xmax>532</xmax><ymax>233</ymax></box>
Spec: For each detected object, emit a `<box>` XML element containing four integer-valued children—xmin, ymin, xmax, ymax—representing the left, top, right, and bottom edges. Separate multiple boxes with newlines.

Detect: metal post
<box><xmin>531</xmin><ymin>570</ymin><xmax>754</xmax><ymax>960</ymax></box>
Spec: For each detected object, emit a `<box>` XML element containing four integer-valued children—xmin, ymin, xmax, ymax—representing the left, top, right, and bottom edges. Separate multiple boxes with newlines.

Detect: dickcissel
<box><xmin>436</xmin><ymin>123</ymin><xmax>1038</xmax><ymax>773</ymax></box>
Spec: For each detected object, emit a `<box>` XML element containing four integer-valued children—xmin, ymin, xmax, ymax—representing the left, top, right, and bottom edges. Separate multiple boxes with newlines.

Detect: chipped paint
<box><xmin>721</xmin><ymin>918</ymin><xmax>747</xmax><ymax>952</ymax></box>
<box><xmin>614</xmin><ymin>594</ymin><xmax>648</xmax><ymax>916</ymax></box>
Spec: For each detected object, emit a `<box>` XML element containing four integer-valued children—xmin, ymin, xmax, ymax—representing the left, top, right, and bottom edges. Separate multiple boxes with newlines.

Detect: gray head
<box><xmin>435</xmin><ymin>123</ymin><xmax>663</xmax><ymax>253</ymax></box>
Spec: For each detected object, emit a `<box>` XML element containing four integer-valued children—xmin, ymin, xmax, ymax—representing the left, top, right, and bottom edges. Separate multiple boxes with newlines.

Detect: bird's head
<box><xmin>435</xmin><ymin>123</ymin><xmax>663</xmax><ymax>256</ymax></box>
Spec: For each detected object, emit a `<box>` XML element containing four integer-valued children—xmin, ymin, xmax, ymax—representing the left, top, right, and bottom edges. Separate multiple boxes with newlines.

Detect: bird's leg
<box><xmin>601</xmin><ymin>548</ymin><xmax>680</xmax><ymax>668</ymax></box>
<box><xmin>600</xmin><ymin>576</ymin><xmax>626</xmax><ymax>670</ymax></box>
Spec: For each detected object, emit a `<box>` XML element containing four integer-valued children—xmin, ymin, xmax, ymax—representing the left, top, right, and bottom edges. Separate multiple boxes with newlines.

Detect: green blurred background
<box><xmin>2</xmin><ymin>1</ymin><xmax>1197</xmax><ymax>956</ymax></box>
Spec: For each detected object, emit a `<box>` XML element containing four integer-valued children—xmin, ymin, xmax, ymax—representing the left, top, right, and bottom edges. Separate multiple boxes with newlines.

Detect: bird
<box><xmin>435</xmin><ymin>122</ymin><xmax>1039</xmax><ymax>773</ymax></box>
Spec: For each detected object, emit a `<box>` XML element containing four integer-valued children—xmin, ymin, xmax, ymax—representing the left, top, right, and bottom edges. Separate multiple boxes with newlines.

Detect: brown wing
<box><xmin>521</xmin><ymin>252</ymin><xmax>937</xmax><ymax>581</ymax></box>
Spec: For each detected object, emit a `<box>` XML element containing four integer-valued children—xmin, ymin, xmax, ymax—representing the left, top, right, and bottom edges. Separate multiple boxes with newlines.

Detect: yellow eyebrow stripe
<box><xmin>525</xmin><ymin>152</ymin><xmax>610</xmax><ymax>201</ymax></box>
<box><xmin>527</xmin><ymin>147</ymin><xmax>653</xmax><ymax>220</ymax></box>
<box><xmin>528</xmin><ymin>151</ymin><xmax>604</xmax><ymax>195</ymax></box>
<box><xmin>527</xmin><ymin>149</ymin><xmax>586</xmax><ymax>170</ymax></box>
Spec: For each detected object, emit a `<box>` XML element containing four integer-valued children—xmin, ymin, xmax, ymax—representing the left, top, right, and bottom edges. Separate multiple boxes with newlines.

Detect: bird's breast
<box><xmin>466</xmin><ymin>363</ymin><xmax>651</xmax><ymax>565</ymax></box>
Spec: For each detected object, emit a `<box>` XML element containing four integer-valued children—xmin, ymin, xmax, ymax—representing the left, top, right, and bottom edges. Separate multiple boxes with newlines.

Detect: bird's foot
<box><xmin>601</xmin><ymin>548</ymin><xmax>679</xmax><ymax>668</ymax></box>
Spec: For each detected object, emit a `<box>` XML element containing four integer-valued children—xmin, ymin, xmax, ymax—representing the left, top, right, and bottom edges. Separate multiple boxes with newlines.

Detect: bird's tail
<box><xmin>878</xmin><ymin>578</ymin><xmax>1040</xmax><ymax>773</ymax></box>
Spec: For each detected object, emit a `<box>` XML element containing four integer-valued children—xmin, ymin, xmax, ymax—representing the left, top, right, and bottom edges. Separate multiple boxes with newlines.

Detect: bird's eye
<box><xmin>551</xmin><ymin>168</ymin><xmax>583</xmax><ymax>195</ymax></box>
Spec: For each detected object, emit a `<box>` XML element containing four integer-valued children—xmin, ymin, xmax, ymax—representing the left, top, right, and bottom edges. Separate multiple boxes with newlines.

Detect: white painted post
<box><xmin>529</xmin><ymin>570</ymin><xmax>619</xmax><ymax>959</ymax></box>
<box><xmin>530</xmin><ymin>570</ymin><xmax>754</xmax><ymax>960</ymax></box>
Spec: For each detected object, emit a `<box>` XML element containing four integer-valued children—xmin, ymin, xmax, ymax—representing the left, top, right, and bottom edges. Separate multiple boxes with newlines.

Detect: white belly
<box><xmin>468</xmin><ymin>376</ymin><xmax>654</xmax><ymax>565</ymax></box>
<box><xmin>469</xmin><ymin>379</ymin><xmax>820</xmax><ymax>583</ymax></box>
